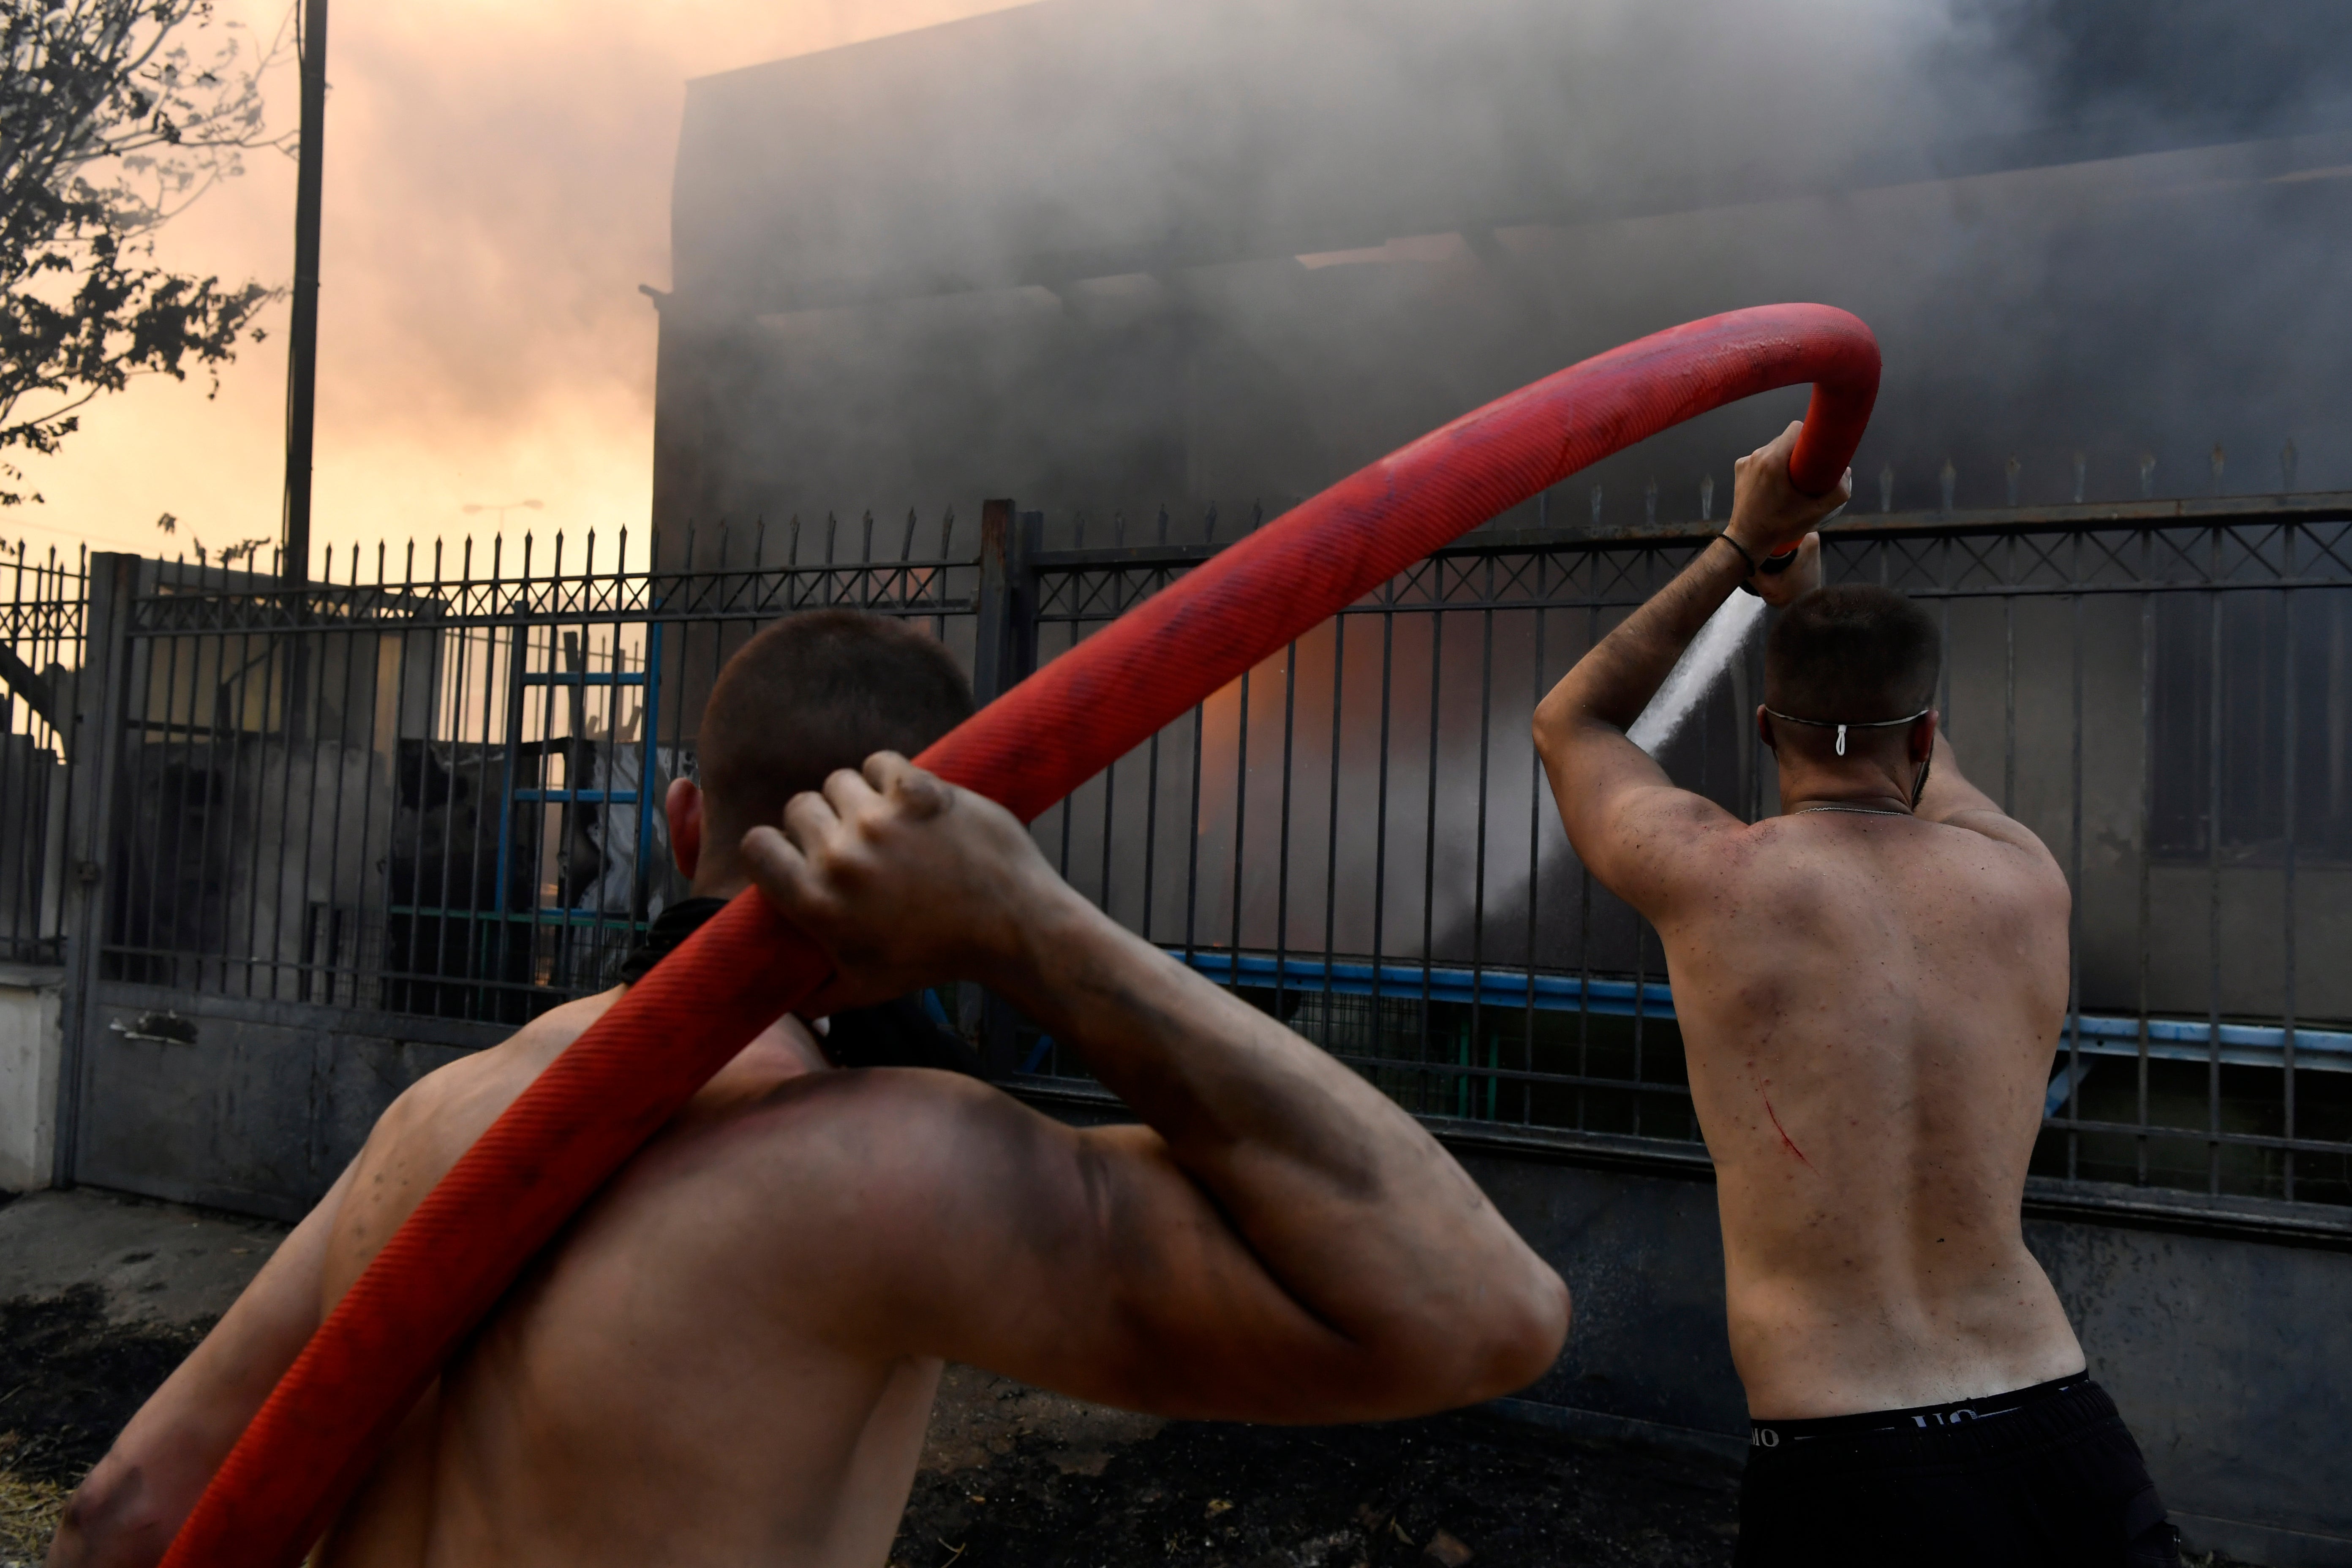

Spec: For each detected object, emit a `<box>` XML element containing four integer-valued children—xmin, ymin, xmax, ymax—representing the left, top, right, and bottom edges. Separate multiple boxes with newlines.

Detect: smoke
<box><xmin>655</xmin><ymin>0</ymin><xmax>2351</xmax><ymax>541</ymax></box>
<box><xmin>630</xmin><ymin>0</ymin><xmax>2338</xmax><ymax>978</ymax></box>
<box><xmin>16</xmin><ymin>0</ymin><xmax>1036</xmax><ymax>564</ymax></box>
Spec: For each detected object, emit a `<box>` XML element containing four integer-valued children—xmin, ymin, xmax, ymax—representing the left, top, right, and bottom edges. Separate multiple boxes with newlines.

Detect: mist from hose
<box><xmin>1626</xmin><ymin>592</ymin><xmax>1766</xmax><ymax>758</ymax></box>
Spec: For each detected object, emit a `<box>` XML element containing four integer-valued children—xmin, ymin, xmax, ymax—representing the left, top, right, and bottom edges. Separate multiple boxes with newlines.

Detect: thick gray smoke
<box><xmin>648</xmin><ymin>0</ymin><xmax>2351</xmax><ymax>981</ymax></box>
<box><xmin>659</xmin><ymin>0</ymin><xmax>2351</xmax><ymax>534</ymax></box>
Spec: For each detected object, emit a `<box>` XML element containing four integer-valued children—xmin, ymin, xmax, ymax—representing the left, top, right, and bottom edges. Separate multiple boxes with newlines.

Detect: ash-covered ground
<box><xmin>893</xmin><ymin>1367</ymin><xmax>1743</xmax><ymax>1568</ymax></box>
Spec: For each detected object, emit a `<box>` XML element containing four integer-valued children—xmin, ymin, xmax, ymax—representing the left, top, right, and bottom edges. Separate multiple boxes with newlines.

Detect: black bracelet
<box><xmin>1714</xmin><ymin>531</ymin><xmax>1760</xmax><ymax>575</ymax></box>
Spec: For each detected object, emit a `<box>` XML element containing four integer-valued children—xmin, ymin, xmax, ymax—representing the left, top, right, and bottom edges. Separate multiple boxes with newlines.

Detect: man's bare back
<box><xmin>1647</xmin><ymin>755</ymin><xmax>2080</xmax><ymax>1416</ymax></box>
<box><xmin>1533</xmin><ymin>425</ymin><xmax>2176</xmax><ymax>1565</ymax></box>
<box><xmin>313</xmin><ymin>999</ymin><xmax>954</xmax><ymax>1566</ymax></box>
<box><xmin>1533</xmin><ymin>426</ymin><xmax>2082</xmax><ymax>1417</ymax></box>
<box><xmin>56</xmin><ymin>728</ymin><xmax>1566</xmax><ymax>1567</ymax></box>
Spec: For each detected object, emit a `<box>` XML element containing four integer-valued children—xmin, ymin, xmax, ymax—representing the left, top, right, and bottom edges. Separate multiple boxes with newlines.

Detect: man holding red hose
<box><xmin>1533</xmin><ymin>423</ymin><xmax>2178</xmax><ymax>1565</ymax></box>
<box><xmin>53</xmin><ymin>610</ymin><xmax>1568</xmax><ymax>1568</ymax></box>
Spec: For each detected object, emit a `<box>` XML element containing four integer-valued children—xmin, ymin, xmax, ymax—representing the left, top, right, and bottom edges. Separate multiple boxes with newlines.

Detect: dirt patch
<box><xmin>0</xmin><ymin>1284</ymin><xmax>216</xmax><ymax>1563</ymax></box>
<box><xmin>892</xmin><ymin>1369</ymin><xmax>1745</xmax><ymax>1568</ymax></box>
<box><xmin>0</xmin><ymin>1286</ymin><xmax>210</xmax><ymax>1488</ymax></box>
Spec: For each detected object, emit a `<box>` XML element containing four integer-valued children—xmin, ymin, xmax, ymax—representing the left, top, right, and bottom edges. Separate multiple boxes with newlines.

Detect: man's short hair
<box><xmin>1764</xmin><ymin>584</ymin><xmax>1940</xmax><ymax>723</ymax></box>
<box><xmin>697</xmin><ymin>610</ymin><xmax>975</xmax><ymax>841</ymax></box>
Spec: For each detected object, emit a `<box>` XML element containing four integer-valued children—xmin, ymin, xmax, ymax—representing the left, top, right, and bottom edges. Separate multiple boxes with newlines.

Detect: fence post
<box><xmin>51</xmin><ymin>552</ymin><xmax>137</xmax><ymax>1189</ymax></box>
<box><xmin>963</xmin><ymin>500</ymin><xmax>1039</xmax><ymax>1076</ymax></box>
<box><xmin>970</xmin><ymin>498</ymin><xmax>1037</xmax><ymax>709</ymax></box>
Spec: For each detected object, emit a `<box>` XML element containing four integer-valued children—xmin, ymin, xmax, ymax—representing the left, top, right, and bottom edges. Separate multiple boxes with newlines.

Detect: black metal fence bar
<box><xmin>0</xmin><ymin>544</ymin><xmax>86</xmax><ymax>968</ymax></box>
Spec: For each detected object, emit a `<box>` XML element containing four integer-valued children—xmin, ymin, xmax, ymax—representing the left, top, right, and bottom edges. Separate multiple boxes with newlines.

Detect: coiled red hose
<box><xmin>162</xmin><ymin>302</ymin><xmax>1876</xmax><ymax>1568</ymax></box>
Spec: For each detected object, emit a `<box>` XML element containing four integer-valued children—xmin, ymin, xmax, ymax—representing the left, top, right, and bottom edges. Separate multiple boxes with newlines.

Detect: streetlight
<box><xmin>461</xmin><ymin>499</ymin><xmax>545</xmax><ymax>528</ymax></box>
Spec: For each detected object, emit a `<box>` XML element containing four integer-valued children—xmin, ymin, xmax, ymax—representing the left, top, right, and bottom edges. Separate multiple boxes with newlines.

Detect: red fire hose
<box><xmin>161</xmin><ymin>302</ymin><xmax>1876</xmax><ymax>1568</ymax></box>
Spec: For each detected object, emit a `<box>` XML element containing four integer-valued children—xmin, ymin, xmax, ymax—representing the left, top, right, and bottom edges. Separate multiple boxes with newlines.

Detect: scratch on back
<box><xmin>1761</xmin><ymin>1089</ymin><xmax>1813</xmax><ymax>1169</ymax></box>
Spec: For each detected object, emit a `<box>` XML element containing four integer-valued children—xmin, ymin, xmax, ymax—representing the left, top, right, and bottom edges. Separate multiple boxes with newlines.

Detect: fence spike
<box><xmin>1699</xmin><ymin>474</ymin><xmax>1715</xmax><ymax>522</ymax></box>
<box><xmin>1644</xmin><ymin>476</ymin><xmax>1658</xmax><ymax>526</ymax></box>
<box><xmin>2005</xmin><ymin>455</ymin><xmax>2021</xmax><ymax>508</ymax></box>
<box><xmin>1589</xmin><ymin>483</ymin><xmax>1602</xmax><ymax>526</ymax></box>
<box><xmin>2211</xmin><ymin>443</ymin><xmax>2226</xmax><ymax>495</ymax></box>
<box><xmin>2281</xmin><ymin>438</ymin><xmax>2298</xmax><ymax>493</ymax></box>
<box><xmin>1939</xmin><ymin>458</ymin><xmax>1957</xmax><ymax>515</ymax></box>
<box><xmin>2073</xmin><ymin>452</ymin><xmax>2087</xmax><ymax>505</ymax></box>
<box><xmin>1878</xmin><ymin>461</ymin><xmax>1895</xmax><ymax>514</ymax></box>
<box><xmin>2139</xmin><ymin>453</ymin><xmax>2156</xmax><ymax>499</ymax></box>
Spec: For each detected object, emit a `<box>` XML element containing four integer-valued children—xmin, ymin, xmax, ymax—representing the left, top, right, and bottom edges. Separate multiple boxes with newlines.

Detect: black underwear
<box><xmin>1748</xmin><ymin>1371</ymin><xmax>2089</xmax><ymax>1446</ymax></box>
<box><xmin>1737</xmin><ymin>1377</ymin><xmax>2179</xmax><ymax>1567</ymax></box>
<box><xmin>616</xmin><ymin>896</ymin><xmax>983</xmax><ymax>1078</ymax></box>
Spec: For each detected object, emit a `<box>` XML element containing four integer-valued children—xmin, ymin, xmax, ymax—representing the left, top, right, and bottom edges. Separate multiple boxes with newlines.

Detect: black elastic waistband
<box><xmin>1750</xmin><ymin>1372</ymin><xmax>2092</xmax><ymax>1449</ymax></box>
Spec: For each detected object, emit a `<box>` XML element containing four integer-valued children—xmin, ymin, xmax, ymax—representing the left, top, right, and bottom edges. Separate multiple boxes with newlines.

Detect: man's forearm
<box><xmin>989</xmin><ymin>884</ymin><xmax>1426</xmax><ymax>1172</ymax></box>
<box><xmin>983</xmin><ymin>882</ymin><xmax>1529</xmax><ymax>1341</ymax></box>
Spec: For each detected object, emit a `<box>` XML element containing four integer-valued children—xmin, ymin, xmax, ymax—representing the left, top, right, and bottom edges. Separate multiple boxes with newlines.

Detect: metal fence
<box><xmin>0</xmin><ymin>544</ymin><xmax>85</xmax><ymax>970</ymax></box>
<box><xmin>1005</xmin><ymin>494</ymin><xmax>2352</xmax><ymax>1218</ymax></box>
<box><xmin>34</xmin><ymin>493</ymin><xmax>2352</xmax><ymax>1222</ymax></box>
<box><xmin>87</xmin><ymin>522</ymin><xmax>975</xmax><ymax>1028</ymax></box>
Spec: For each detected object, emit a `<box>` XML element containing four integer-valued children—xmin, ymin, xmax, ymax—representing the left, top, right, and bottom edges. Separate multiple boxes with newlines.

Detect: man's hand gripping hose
<box><xmin>159</xmin><ymin>302</ymin><xmax>1877</xmax><ymax>1568</ymax></box>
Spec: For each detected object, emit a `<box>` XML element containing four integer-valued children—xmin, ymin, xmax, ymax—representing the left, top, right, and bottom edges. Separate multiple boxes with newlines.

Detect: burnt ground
<box><xmin>0</xmin><ymin>1286</ymin><xmax>214</xmax><ymax>1489</ymax></box>
<box><xmin>0</xmin><ymin>1286</ymin><xmax>220</xmax><ymax>1564</ymax></box>
<box><xmin>892</xmin><ymin>1368</ymin><xmax>1744</xmax><ymax>1568</ymax></box>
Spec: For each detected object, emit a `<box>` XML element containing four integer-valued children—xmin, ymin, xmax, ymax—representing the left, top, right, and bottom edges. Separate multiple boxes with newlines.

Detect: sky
<box><xmin>3</xmin><ymin>0</ymin><xmax>1034</xmax><ymax>571</ymax></box>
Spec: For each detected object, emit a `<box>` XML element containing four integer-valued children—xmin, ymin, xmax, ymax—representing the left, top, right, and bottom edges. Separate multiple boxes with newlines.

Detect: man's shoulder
<box><xmin>620</xmin><ymin>1067</ymin><xmax>1060</xmax><ymax>1304</ymax></box>
<box><xmin>1712</xmin><ymin>813</ymin><xmax>2071</xmax><ymax>936</ymax></box>
<box><xmin>691</xmin><ymin>1066</ymin><xmax>1050</xmax><ymax>1214</ymax></box>
<box><xmin>362</xmin><ymin>990</ymin><xmax>627</xmax><ymax>1168</ymax></box>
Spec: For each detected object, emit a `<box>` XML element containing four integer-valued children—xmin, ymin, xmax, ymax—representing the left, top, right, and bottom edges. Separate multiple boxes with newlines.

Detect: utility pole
<box><xmin>279</xmin><ymin>0</ymin><xmax>329</xmax><ymax>581</ymax></box>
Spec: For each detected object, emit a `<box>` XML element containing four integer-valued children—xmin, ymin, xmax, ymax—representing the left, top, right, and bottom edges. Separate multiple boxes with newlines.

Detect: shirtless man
<box><xmin>1533</xmin><ymin>425</ymin><xmax>2178</xmax><ymax>1566</ymax></box>
<box><xmin>54</xmin><ymin>610</ymin><xmax>1568</xmax><ymax>1568</ymax></box>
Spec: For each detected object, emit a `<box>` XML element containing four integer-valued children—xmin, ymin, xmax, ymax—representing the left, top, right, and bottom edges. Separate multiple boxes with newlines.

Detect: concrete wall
<box><xmin>1453</xmin><ymin>1141</ymin><xmax>2352</xmax><ymax>1568</ymax></box>
<box><xmin>0</xmin><ymin>962</ymin><xmax>63</xmax><ymax>1191</ymax></box>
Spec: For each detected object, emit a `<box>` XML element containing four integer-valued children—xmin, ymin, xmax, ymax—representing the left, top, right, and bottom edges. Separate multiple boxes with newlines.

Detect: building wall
<box><xmin>0</xmin><ymin>962</ymin><xmax>63</xmax><ymax>1191</ymax></box>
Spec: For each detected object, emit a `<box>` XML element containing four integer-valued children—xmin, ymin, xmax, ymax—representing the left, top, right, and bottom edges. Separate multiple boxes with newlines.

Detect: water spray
<box><xmin>1627</xmin><ymin>591</ymin><xmax>1767</xmax><ymax>757</ymax></box>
